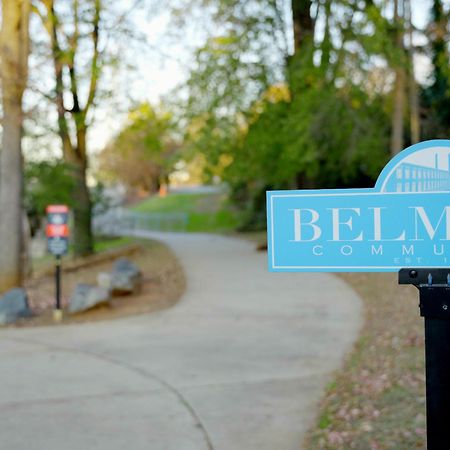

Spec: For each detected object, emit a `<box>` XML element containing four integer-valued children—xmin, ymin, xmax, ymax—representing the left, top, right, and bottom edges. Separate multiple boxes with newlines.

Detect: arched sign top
<box><xmin>375</xmin><ymin>139</ymin><xmax>450</xmax><ymax>193</ymax></box>
<box><xmin>267</xmin><ymin>140</ymin><xmax>450</xmax><ymax>272</ymax></box>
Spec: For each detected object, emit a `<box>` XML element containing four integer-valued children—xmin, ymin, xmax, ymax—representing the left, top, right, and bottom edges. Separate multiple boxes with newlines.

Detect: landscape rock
<box><xmin>113</xmin><ymin>258</ymin><xmax>140</xmax><ymax>276</ymax></box>
<box><xmin>97</xmin><ymin>272</ymin><xmax>113</xmax><ymax>290</ymax></box>
<box><xmin>69</xmin><ymin>284</ymin><xmax>111</xmax><ymax>314</ymax></box>
<box><xmin>0</xmin><ymin>288</ymin><xmax>31</xmax><ymax>325</ymax></box>
<box><xmin>97</xmin><ymin>258</ymin><xmax>142</xmax><ymax>295</ymax></box>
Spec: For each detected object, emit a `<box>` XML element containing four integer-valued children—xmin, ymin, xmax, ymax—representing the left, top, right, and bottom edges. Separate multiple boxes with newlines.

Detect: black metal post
<box><xmin>55</xmin><ymin>255</ymin><xmax>61</xmax><ymax>311</ymax></box>
<box><xmin>424</xmin><ymin>316</ymin><xmax>450</xmax><ymax>448</ymax></box>
<box><xmin>399</xmin><ymin>268</ymin><xmax>450</xmax><ymax>450</ymax></box>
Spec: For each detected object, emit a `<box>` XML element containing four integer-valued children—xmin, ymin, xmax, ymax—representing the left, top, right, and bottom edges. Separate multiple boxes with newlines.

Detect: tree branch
<box><xmin>68</xmin><ymin>0</ymin><xmax>81</xmax><ymax>114</ymax></box>
<box><xmin>40</xmin><ymin>0</ymin><xmax>73</xmax><ymax>157</ymax></box>
<box><xmin>83</xmin><ymin>0</ymin><xmax>101</xmax><ymax>117</ymax></box>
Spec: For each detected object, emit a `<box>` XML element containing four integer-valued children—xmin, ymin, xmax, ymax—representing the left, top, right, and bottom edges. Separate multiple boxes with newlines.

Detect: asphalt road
<box><xmin>0</xmin><ymin>233</ymin><xmax>362</xmax><ymax>450</ymax></box>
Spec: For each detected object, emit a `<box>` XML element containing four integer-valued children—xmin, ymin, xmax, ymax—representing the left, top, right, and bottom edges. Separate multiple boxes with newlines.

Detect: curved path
<box><xmin>0</xmin><ymin>233</ymin><xmax>362</xmax><ymax>450</ymax></box>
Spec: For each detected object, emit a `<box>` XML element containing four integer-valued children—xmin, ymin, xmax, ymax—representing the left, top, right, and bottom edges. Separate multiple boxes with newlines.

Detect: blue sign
<box><xmin>47</xmin><ymin>236</ymin><xmax>69</xmax><ymax>256</ymax></box>
<box><xmin>267</xmin><ymin>140</ymin><xmax>450</xmax><ymax>272</ymax></box>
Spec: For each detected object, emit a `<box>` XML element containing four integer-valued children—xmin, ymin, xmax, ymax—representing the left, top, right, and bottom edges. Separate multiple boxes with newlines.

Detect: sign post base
<box><xmin>53</xmin><ymin>255</ymin><xmax>62</xmax><ymax>323</ymax></box>
<box><xmin>52</xmin><ymin>309</ymin><xmax>63</xmax><ymax>323</ymax></box>
<box><xmin>399</xmin><ymin>268</ymin><xmax>450</xmax><ymax>450</ymax></box>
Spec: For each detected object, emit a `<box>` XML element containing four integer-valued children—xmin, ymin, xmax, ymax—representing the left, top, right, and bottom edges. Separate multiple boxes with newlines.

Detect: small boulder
<box><xmin>97</xmin><ymin>272</ymin><xmax>113</xmax><ymax>290</ymax></box>
<box><xmin>113</xmin><ymin>258</ymin><xmax>140</xmax><ymax>276</ymax></box>
<box><xmin>69</xmin><ymin>284</ymin><xmax>111</xmax><ymax>314</ymax></box>
<box><xmin>99</xmin><ymin>258</ymin><xmax>142</xmax><ymax>295</ymax></box>
<box><xmin>0</xmin><ymin>288</ymin><xmax>31</xmax><ymax>325</ymax></box>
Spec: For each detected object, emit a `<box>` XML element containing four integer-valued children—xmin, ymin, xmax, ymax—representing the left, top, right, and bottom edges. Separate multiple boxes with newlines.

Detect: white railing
<box><xmin>93</xmin><ymin>208</ymin><xmax>189</xmax><ymax>235</ymax></box>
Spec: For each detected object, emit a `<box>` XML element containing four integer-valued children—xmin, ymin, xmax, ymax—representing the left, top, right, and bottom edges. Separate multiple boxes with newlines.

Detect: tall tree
<box><xmin>0</xmin><ymin>0</ymin><xmax>31</xmax><ymax>291</ymax></box>
<box><xmin>390</xmin><ymin>0</ymin><xmax>406</xmax><ymax>155</ymax></box>
<box><xmin>405</xmin><ymin>0</ymin><xmax>420</xmax><ymax>144</ymax></box>
<box><xmin>99</xmin><ymin>103</ymin><xmax>179</xmax><ymax>194</ymax></box>
<box><xmin>36</xmin><ymin>0</ymin><xmax>101</xmax><ymax>256</ymax></box>
<box><xmin>181</xmin><ymin>0</ymin><xmax>390</xmax><ymax>221</ymax></box>
<box><xmin>292</xmin><ymin>0</ymin><xmax>314</xmax><ymax>52</ymax></box>
<box><xmin>423</xmin><ymin>0</ymin><xmax>450</xmax><ymax>139</ymax></box>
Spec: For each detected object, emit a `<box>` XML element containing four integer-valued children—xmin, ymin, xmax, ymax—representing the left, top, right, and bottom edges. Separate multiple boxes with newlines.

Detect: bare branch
<box><xmin>68</xmin><ymin>0</ymin><xmax>80</xmax><ymax>114</ymax></box>
<box><xmin>40</xmin><ymin>0</ymin><xmax>73</xmax><ymax>156</ymax></box>
<box><xmin>83</xmin><ymin>0</ymin><xmax>101</xmax><ymax>117</ymax></box>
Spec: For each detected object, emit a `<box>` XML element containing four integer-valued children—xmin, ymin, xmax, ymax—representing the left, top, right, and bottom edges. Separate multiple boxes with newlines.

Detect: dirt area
<box><xmin>15</xmin><ymin>239</ymin><xmax>185</xmax><ymax>327</ymax></box>
<box><xmin>304</xmin><ymin>272</ymin><xmax>426</xmax><ymax>450</ymax></box>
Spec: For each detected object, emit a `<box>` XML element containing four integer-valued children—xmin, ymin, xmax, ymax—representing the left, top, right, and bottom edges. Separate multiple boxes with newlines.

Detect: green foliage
<box><xmin>180</xmin><ymin>0</ymin><xmax>288</xmax><ymax>177</ymax></box>
<box><xmin>24</xmin><ymin>160</ymin><xmax>76</xmax><ymax>235</ymax></box>
<box><xmin>24</xmin><ymin>160</ymin><xmax>75</xmax><ymax>216</ymax></box>
<box><xmin>221</xmin><ymin>78</ymin><xmax>389</xmax><ymax>230</ymax></box>
<box><xmin>284</xmin><ymin>83</ymin><xmax>390</xmax><ymax>188</ymax></box>
<box><xmin>178</xmin><ymin>0</ymin><xmax>394</xmax><ymax>230</ymax></box>
<box><xmin>99</xmin><ymin>103</ymin><xmax>179</xmax><ymax>193</ymax></box>
<box><xmin>93</xmin><ymin>236</ymin><xmax>134</xmax><ymax>253</ymax></box>
<box><xmin>24</xmin><ymin>160</ymin><xmax>113</xmax><ymax>235</ymax></box>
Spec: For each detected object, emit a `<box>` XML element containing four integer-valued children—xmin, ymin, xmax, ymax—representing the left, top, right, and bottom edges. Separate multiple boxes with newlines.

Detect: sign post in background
<box><xmin>267</xmin><ymin>140</ymin><xmax>450</xmax><ymax>449</ymax></box>
<box><xmin>46</xmin><ymin>205</ymin><xmax>69</xmax><ymax>322</ymax></box>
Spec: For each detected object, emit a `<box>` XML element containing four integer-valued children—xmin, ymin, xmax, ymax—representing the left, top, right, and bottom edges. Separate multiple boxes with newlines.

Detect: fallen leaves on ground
<box><xmin>304</xmin><ymin>273</ymin><xmax>426</xmax><ymax>450</ymax></box>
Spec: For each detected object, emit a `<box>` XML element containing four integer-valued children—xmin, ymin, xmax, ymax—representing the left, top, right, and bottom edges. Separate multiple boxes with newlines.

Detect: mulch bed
<box><xmin>14</xmin><ymin>239</ymin><xmax>185</xmax><ymax>327</ymax></box>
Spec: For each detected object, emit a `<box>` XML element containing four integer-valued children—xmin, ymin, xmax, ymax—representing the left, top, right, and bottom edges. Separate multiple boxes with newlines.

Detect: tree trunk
<box><xmin>390</xmin><ymin>0</ymin><xmax>406</xmax><ymax>155</ymax></box>
<box><xmin>289</xmin><ymin>0</ymin><xmax>315</xmax><ymax>78</ymax></box>
<box><xmin>0</xmin><ymin>0</ymin><xmax>30</xmax><ymax>291</ymax></box>
<box><xmin>69</xmin><ymin>127</ymin><xmax>93</xmax><ymax>257</ymax></box>
<box><xmin>21</xmin><ymin>211</ymin><xmax>32</xmax><ymax>279</ymax></box>
<box><xmin>406</xmin><ymin>0</ymin><xmax>420</xmax><ymax>143</ymax></box>
<box><xmin>391</xmin><ymin>66</ymin><xmax>406</xmax><ymax>154</ymax></box>
<box><xmin>290</xmin><ymin>1</ymin><xmax>316</xmax><ymax>188</ymax></box>
<box><xmin>72</xmin><ymin>159</ymin><xmax>93</xmax><ymax>257</ymax></box>
<box><xmin>291</xmin><ymin>0</ymin><xmax>314</xmax><ymax>52</ymax></box>
<box><xmin>41</xmin><ymin>0</ymin><xmax>98</xmax><ymax>257</ymax></box>
<box><xmin>409</xmin><ymin>69</ymin><xmax>420</xmax><ymax>143</ymax></box>
<box><xmin>0</xmin><ymin>103</ymin><xmax>24</xmax><ymax>290</ymax></box>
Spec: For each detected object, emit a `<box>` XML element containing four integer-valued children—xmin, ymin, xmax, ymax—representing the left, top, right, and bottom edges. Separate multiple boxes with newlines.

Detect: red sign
<box><xmin>46</xmin><ymin>204</ymin><xmax>70</xmax><ymax>241</ymax></box>
<box><xmin>46</xmin><ymin>224</ymin><xmax>69</xmax><ymax>238</ymax></box>
<box><xmin>46</xmin><ymin>205</ymin><xmax>69</xmax><ymax>214</ymax></box>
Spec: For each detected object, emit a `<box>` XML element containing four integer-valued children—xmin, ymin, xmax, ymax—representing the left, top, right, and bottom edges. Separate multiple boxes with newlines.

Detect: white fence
<box><xmin>93</xmin><ymin>208</ymin><xmax>189</xmax><ymax>235</ymax></box>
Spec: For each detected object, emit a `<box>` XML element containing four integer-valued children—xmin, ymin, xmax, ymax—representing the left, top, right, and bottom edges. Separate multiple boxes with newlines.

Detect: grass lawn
<box><xmin>130</xmin><ymin>192</ymin><xmax>240</xmax><ymax>233</ymax></box>
<box><xmin>303</xmin><ymin>272</ymin><xmax>426</xmax><ymax>449</ymax></box>
<box><xmin>94</xmin><ymin>236</ymin><xmax>134</xmax><ymax>252</ymax></box>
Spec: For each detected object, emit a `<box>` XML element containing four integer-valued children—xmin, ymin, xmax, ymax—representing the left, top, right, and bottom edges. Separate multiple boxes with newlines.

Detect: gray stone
<box><xmin>97</xmin><ymin>272</ymin><xmax>113</xmax><ymax>290</ymax></box>
<box><xmin>0</xmin><ymin>288</ymin><xmax>31</xmax><ymax>325</ymax></box>
<box><xmin>113</xmin><ymin>258</ymin><xmax>140</xmax><ymax>276</ymax></box>
<box><xmin>103</xmin><ymin>258</ymin><xmax>143</xmax><ymax>295</ymax></box>
<box><xmin>97</xmin><ymin>270</ymin><xmax>142</xmax><ymax>296</ymax></box>
<box><xmin>69</xmin><ymin>284</ymin><xmax>111</xmax><ymax>314</ymax></box>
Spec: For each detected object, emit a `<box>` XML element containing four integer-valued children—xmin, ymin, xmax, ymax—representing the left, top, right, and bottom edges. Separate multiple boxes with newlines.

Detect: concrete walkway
<box><xmin>0</xmin><ymin>233</ymin><xmax>362</xmax><ymax>450</ymax></box>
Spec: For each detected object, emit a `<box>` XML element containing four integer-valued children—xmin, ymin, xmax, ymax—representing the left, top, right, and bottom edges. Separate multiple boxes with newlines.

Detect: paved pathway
<box><xmin>0</xmin><ymin>233</ymin><xmax>362</xmax><ymax>450</ymax></box>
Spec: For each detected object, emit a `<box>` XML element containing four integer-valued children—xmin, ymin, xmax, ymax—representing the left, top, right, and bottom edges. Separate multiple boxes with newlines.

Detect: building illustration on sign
<box><xmin>382</xmin><ymin>152</ymin><xmax>450</xmax><ymax>193</ymax></box>
<box><xmin>267</xmin><ymin>140</ymin><xmax>450</xmax><ymax>272</ymax></box>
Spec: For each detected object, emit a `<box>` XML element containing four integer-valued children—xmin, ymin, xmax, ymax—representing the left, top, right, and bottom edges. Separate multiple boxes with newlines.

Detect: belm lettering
<box><xmin>290</xmin><ymin>206</ymin><xmax>450</xmax><ymax>242</ymax></box>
